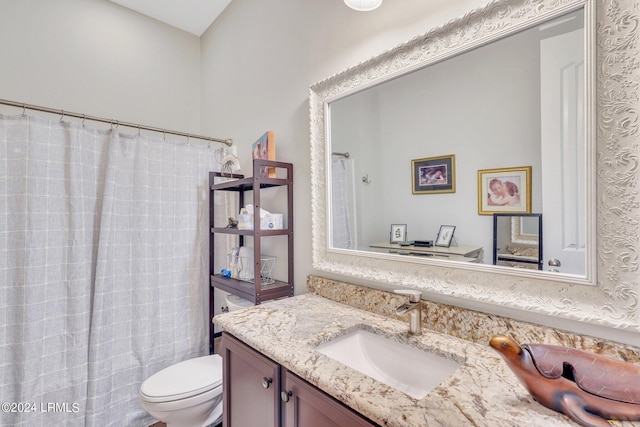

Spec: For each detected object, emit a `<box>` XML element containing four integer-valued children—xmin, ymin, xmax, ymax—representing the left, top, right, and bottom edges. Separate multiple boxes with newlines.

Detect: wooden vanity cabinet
<box><xmin>221</xmin><ymin>332</ymin><xmax>378</xmax><ymax>427</ymax></box>
<box><xmin>221</xmin><ymin>332</ymin><xmax>281</xmax><ymax>427</ymax></box>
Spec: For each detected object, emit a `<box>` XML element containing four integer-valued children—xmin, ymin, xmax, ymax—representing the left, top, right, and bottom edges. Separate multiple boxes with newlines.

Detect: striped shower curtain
<box><xmin>0</xmin><ymin>113</ymin><xmax>223</xmax><ymax>426</ymax></box>
<box><xmin>331</xmin><ymin>156</ymin><xmax>357</xmax><ymax>249</ymax></box>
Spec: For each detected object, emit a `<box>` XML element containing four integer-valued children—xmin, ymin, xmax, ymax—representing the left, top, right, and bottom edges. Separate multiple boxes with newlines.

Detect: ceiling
<box><xmin>109</xmin><ymin>0</ymin><xmax>233</xmax><ymax>36</ymax></box>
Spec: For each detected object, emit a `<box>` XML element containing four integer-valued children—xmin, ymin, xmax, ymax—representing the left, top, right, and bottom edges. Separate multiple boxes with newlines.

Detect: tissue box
<box><xmin>260</xmin><ymin>214</ymin><xmax>283</xmax><ymax>230</ymax></box>
<box><xmin>237</xmin><ymin>213</ymin><xmax>283</xmax><ymax>230</ymax></box>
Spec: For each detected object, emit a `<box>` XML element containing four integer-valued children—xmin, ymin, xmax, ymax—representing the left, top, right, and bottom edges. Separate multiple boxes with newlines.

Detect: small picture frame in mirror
<box><xmin>435</xmin><ymin>225</ymin><xmax>456</xmax><ymax>247</ymax></box>
<box><xmin>390</xmin><ymin>224</ymin><xmax>407</xmax><ymax>243</ymax></box>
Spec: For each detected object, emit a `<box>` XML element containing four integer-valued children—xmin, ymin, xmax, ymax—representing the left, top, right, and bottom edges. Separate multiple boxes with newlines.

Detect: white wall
<box><xmin>0</xmin><ymin>0</ymin><xmax>201</xmax><ymax>133</ymax></box>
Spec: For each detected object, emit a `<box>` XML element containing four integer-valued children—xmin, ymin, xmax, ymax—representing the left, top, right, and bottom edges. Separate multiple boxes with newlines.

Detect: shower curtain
<box><xmin>331</xmin><ymin>156</ymin><xmax>356</xmax><ymax>249</ymax></box>
<box><xmin>0</xmin><ymin>113</ymin><xmax>224</xmax><ymax>426</ymax></box>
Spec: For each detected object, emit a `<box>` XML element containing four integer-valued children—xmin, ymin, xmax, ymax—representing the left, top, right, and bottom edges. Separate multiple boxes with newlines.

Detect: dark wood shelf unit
<box><xmin>209</xmin><ymin>160</ymin><xmax>294</xmax><ymax>353</ymax></box>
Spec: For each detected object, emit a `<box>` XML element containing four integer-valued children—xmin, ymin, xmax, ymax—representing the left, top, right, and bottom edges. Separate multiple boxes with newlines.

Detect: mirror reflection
<box><xmin>329</xmin><ymin>8</ymin><xmax>587</xmax><ymax>276</ymax></box>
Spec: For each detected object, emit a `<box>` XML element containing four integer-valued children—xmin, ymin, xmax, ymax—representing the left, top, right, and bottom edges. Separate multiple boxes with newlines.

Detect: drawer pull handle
<box><xmin>281</xmin><ymin>390</ymin><xmax>292</xmax><ymax>403</ymax></box>
<box><xmin>262</xmin><ymin>377</ymin><xmax>273</xmax><ymax>389</ymax></box>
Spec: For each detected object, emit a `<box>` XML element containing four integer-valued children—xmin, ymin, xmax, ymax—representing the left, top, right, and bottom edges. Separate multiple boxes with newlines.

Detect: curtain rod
<box><xmin>0</xmin><ymin>98</ymin><xmax>233</xmax><ymax>147</ymax></box>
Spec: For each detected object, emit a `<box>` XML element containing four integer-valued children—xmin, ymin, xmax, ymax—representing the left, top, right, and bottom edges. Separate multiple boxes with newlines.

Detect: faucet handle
<box><xmin>394</xmin><ymin>289</ymin><xmax>422</xmax><ymax>303</ymax></box>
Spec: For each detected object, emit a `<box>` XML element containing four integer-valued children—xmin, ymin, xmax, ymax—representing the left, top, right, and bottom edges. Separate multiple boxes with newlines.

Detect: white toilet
<box><xmin>139</xmin><ymin>294</ymin><xmax>253</xmax><ymax>427</ymax></box>
<box><xmin>139</xmin><ymin>355</ymin><xmax>223</xmax><ymax>427</ymax></box>
<box><xmin>224</xmin><ymin>294</ymin><xmax>254</xmax><ymax>311</ymax></box>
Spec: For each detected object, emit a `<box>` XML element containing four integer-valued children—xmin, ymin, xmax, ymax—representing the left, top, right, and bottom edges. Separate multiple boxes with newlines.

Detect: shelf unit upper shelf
<box><xmin>212</xmin><ymin>176</ymin><xmax>292</xmax><ymax>192</ymax></box>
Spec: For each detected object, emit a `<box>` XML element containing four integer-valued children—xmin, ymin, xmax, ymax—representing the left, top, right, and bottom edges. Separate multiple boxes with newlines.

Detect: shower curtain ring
<box><xmin>21</xmin><ymin>104</ymin><xmax>26</xmax><ymax>117</ymax></box>
<box><xmin>59</xmin><ymin>110</ymin><xmax>65</xmax><ymax>122</ymax></box>
<box><xmin>82</xmin><ymin>114</ymin><xmax>86</xmax><ymax>127</ymax></box>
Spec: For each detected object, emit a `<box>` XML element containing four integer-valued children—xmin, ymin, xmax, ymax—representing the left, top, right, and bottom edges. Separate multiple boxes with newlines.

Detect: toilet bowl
<box><xmin>225</xmin><ymin>294</ymin><xmax>253</xmax><ymax>311</ymax></box>
<box><xmin>139</xmin><ymin>354</ymin><xmax>223</xmax><ymax>427</ymax></box>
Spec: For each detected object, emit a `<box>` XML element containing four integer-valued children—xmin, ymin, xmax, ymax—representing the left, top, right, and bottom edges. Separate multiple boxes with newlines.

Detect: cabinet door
<box><xmin>221</xmin><ymin>333</ymin><xmax>281</xmax><ymax>427</ymax></box>
<box><xmin>281</xmin><ymin>370</ymin><xmax>378</xmax><ymax>427</ymax></box>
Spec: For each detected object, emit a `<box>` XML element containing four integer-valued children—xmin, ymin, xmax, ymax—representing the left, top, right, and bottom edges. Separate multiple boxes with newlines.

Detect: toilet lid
<box><xmin>140</xmin><ymin>355</ymin><xmax>222</xmax><ymax>402</ymax></box>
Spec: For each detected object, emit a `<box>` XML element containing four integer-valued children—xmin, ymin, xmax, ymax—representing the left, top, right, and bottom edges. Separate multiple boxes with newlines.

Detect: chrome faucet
<box><xmin>394</xmin><ymin>290</ymin><xmax>422</xmax><ymax>335</ymax></box>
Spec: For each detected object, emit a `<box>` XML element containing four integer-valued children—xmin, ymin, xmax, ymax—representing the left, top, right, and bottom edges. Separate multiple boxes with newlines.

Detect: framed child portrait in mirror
<box><xmin>478</xmin><ymin>166</ymin><xmax>531</xmax><ymax>215</ymax></box>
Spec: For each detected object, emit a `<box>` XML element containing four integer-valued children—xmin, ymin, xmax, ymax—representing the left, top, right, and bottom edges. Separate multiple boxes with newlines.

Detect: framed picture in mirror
<box><xmin>411</xmin><ymin>154</ymin><xmax>455</xmax><ymax>194</ymax></box>
<box><xmin>390</xmin><ymin>224</ymin><xmax>407</xmax><ymax>243</ymax></box>
<box><xmin>478</xmin><ymin>166</ymin><xmax>532</xmax><ymax>215</ymax></box>
<box><xmin>435</xmin><ymin>225</ymin><xmax>456</xmax><ymax>247</ymax></box>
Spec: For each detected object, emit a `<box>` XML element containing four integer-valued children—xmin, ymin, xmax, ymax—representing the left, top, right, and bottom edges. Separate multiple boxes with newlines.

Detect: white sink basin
<box><xmin>316</xmin><ymin>328</ymin><xmax>460</xmax><ymax>399</ymax></box>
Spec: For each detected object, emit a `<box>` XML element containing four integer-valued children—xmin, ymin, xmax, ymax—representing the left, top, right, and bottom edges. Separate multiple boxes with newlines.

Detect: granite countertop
<box><xmin>214</xmin><ymin>294</ymin><xmax>587</xmax><ymax>427</ymax></box>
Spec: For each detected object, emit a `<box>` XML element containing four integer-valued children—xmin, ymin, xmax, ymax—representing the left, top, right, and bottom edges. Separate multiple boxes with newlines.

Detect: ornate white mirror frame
<box><xmin>310</xmin><ymin>0</ymin><xmax>640</xmax><ymax>332</ymax></box>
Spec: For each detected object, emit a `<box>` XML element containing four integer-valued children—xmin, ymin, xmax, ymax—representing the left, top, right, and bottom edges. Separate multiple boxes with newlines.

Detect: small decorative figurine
<box><xmin>225</xmin><ymin>217</ymin><xmax>238</xmax><ymax>229</ymax></box>
<box><xmin>490</xmin><ymin>335</ymin><xmax>640</xmax><ymax>427</ymax></box>
<box><xmin>221</xmin><ymin>153</ymin><xmax>241</xmax><ymax>175</ymax></box>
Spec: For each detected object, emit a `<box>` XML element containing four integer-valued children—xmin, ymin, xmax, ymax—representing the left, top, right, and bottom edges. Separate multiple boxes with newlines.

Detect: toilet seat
<box><xmin>140</xmin><ymin>355</ymin><xmax>222</xmax><ymax>403</ymax></box>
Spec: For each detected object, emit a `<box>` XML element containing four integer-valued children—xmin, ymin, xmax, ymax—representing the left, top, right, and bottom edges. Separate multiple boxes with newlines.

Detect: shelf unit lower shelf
<box><xmin>211</xmin><ymin>274</ymin><xmax>293</xmax><ymax>304</ymax></box>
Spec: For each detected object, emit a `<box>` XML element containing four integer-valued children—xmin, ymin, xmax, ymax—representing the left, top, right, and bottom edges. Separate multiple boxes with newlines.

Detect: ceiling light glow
<box><xmin>344</xmin><ymin>0</ymin><xmax>382</xmax><ymax>12</ymax></box>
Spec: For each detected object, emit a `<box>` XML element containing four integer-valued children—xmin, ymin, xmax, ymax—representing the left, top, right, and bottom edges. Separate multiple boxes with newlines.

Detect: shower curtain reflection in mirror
<box><xmin>331</xmin><ymin>155</ymin><xmax>357</xmax><ymax>249</ymax></box>
<box><xmin>0</xmin><ymin>113</ymin><xmax>225</xmax><ymax>426</ymax></box>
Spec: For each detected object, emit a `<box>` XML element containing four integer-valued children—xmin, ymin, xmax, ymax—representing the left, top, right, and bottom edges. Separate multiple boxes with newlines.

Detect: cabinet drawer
<box><xmin>282</xmin><ymin>370</ymin><xmax>378</xmax><ymax>427</ymax></box>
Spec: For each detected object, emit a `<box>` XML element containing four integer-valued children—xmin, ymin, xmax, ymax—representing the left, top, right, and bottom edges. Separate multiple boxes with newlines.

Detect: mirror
<box><xmin>310</xmin><ymin>0</ymin><xmax>640</xmax><ymax>333</ymax></box>
<box><xmin>328</xmin><ymin>7</ymin><xmax>588</xmax><ymax>277</ymax></box>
